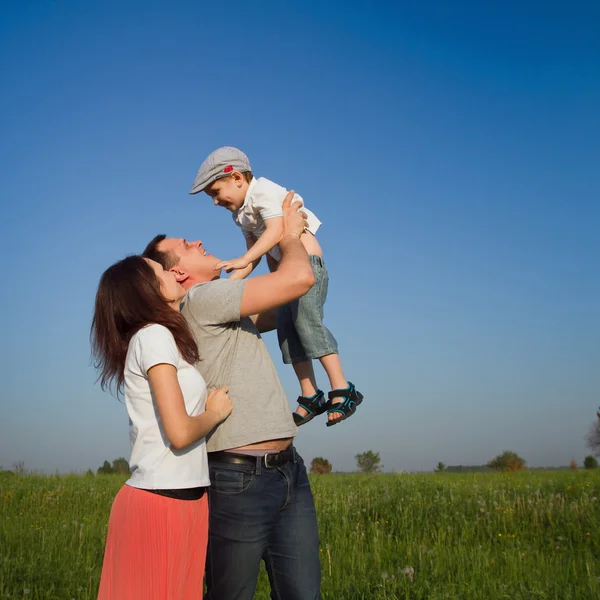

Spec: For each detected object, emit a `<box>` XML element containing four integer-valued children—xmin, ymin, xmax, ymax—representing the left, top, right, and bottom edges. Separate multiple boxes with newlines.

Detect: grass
<box><xmin>1</xmin><ymin>469</ymin><xmax>599</xmax><ymax>599</ymax></box>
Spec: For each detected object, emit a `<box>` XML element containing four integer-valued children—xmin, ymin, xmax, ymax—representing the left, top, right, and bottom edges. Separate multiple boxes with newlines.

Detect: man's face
<box><xmin>204</xmin><ymin>173</ymin><xmax>247</xmax><ymax>212</ymax></box>
<box><xmin>157</xmin><ymin>237</ymin><xmax>222</xmax><ymax>284</ymax></box>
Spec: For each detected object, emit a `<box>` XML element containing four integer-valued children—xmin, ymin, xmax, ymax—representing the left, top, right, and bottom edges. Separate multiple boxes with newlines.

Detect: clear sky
<box><xmin>1</xmin><ymin>1</ymin><xmax>599</xmax><ymax>473</ymax></box>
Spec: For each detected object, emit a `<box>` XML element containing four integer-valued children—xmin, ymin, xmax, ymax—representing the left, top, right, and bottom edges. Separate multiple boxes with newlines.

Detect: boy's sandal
<box><xmin>325</xmin><ymin>382</ymin><xmax>364</xmax><ymax>427</ymax></box>
<box><xmin>293</xmin><ymin>390</ymin><xmax>327</xmax><ymax>426</ymax></box>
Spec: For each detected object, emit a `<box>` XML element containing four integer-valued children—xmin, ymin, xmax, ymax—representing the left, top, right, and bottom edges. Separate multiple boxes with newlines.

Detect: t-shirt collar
<box><xmin>242</xmin><ymin>176</ymin><xmax>258</xmax><ymax>208</ymax></box>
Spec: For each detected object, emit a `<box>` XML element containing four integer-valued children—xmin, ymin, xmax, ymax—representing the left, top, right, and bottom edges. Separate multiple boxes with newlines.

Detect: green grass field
<box><xmin>1</xmin><ymin>469</ymin><xmax>599</xmax><ymax>599</ymax></box>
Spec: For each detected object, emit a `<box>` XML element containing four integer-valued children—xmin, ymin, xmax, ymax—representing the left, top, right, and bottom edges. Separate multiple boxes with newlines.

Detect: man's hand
<box><xmin>282</xmin><ymin>190</ymin><xmax>308</xmax><ymax>240</ymax></box>
<box><xmin>215</xmin><ymin>256</ymin><xmax>250</xmax><ymax>272</ymax></box>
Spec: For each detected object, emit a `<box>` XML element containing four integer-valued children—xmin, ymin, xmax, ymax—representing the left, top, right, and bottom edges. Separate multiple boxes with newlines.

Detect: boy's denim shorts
<box><xmin>276</xmin><ymin>255</ymin><xmax>339</xmax><ymax>365</ymax></box>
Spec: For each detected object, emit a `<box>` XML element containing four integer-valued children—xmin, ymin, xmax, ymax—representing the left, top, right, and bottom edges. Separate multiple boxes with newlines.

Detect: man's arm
<box><xmin>239</xmin><ymin>192</ymin><xmax>314</xmax><ymax>318</ymax></box>
<box><xmin>252</xmin><ymin>308</ymin><xmax>277</xmax><ymax>333</ymax></box>
<box><xmin>265</xmin><ymin>252</ymin><xmax>279</xmax><ymax>273</ymax></box>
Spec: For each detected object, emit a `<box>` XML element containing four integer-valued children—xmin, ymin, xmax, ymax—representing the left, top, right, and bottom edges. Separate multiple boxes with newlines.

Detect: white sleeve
<box><xmin>134</xmin><ymin>324</ymin><xmax>180</xmax><ymax>373</ymax></box>
<box><xmin>251</xmin><ymin>179</ymin><xmax>289</xmax><ymax>221</ymax></box>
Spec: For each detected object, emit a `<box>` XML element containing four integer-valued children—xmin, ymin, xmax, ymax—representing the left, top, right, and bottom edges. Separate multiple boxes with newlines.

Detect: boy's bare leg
<box><xmin>293</xmin><ymin>360</ymin><xmax>319</xmax><ymax>417</ymax></box>
<box><xmin>319</xmin><ymin>353</ymin><xmax>349</xmax><ymax>422</ymax></box>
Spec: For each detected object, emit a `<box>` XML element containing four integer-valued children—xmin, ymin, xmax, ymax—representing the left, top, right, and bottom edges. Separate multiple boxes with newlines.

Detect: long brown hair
<box><xmin>90</xmin><ymin>255</ymin><xmax>199</xmax><ymax>395</ymax></box>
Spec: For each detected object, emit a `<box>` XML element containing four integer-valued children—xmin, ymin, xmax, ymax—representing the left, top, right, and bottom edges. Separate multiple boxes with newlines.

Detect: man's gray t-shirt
<box><xmin>181</xmin><ymin>278</ymin><xmax>297</xmax><ymax>452</ymax></box>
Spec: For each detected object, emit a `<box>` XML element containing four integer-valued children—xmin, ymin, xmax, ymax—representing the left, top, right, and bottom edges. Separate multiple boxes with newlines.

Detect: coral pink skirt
<box><xmin>98</xmin><ymin>484</ymin><xmax>208</xmax><ymax>599</ymax></box>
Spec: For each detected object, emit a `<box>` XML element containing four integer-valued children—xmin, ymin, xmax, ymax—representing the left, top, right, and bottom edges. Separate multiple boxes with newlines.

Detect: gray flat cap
<box><xmin>190</xmin><ymin>146</ymin><xmax>252</xmax><ymax>194</ymax></box>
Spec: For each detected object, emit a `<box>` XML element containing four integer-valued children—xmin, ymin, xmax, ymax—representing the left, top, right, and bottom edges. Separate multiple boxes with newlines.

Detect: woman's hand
<box><xmin>206</xmin><ymin>386</ymin><xmax>233</xmax><ymax>422</ymax></box>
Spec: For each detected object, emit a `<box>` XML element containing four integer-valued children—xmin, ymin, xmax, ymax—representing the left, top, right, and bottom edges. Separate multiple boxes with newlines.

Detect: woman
<box><xmin>91</xmin><ymin>255</ymin><xmax>232</xmax><ymax>599</ymax></box>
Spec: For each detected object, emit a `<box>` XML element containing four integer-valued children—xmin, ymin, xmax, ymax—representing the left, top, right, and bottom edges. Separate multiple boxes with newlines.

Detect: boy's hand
<box><xmin>228</xmin><ymin>265</ymin><xmax>253</xmax><ymax>280</ymax></box>
<box><xmin>215</xmin><ymin>257</ymin><xmax>250</xmax><ymax>272</ymax></box>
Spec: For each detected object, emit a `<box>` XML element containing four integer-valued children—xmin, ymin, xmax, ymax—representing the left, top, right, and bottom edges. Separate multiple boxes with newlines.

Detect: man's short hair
<box><xmin>142</xmin><ymin>234</ymin><xmax>180</xmax><ymax>270</ymax></box>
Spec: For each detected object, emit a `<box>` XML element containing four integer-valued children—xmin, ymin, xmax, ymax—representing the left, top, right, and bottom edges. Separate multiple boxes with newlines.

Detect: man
<box><xmin>143</xmin><ymin>192</ymin><xmax>322</xmax><ymax>600</ymax></box>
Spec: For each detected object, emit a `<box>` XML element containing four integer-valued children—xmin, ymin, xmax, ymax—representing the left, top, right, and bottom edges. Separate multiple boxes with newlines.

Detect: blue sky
<box><xmin>1</xmin><ymin>1</ymin><xmax>599</xmax><ymax>473</ymax></box>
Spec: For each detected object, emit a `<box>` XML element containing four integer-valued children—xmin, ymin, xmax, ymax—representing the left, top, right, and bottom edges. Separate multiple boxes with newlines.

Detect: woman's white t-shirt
<box><xmin>123</xmin><ymin>324</ymin><xmax>210</xmax><ymax>489</ymax></box>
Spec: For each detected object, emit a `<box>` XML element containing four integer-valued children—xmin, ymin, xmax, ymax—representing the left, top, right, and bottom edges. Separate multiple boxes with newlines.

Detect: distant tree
<box><xmin>112</xmin><ymin>457</ymin><xmax>130</xmax><ymax>474</ymax></box>
<box><xmin>435</xmin><ymin>462</ymin><xmax>446</xmax><ymax>473</ymax></box>
<box><xmin>488</xmin><ymin>451</ymin><xmax>525</xmax><ymax>472</ymax></box>
<box><xmin>355</xmin><ymin>450</ymin><xmax>382</xmax><ymax>474</ymax></box>
<box><xmin>97</xmin><ymin>460</ymin><xmax>114</xmax><ymax>475</ymax></box>
<box><xmin>12</xmin><ymin>461</ymin><xmax>26</xmax><ymax>475</ymax></box>
<box><xmin>584</xmin><ymin>456</ymin><xmax>598</xmax><ymax>470</ymax></box>
<box><xmin>586</xmin><ymin>408</ymin><xmax>600</xmax><ymax>456</ymax></box>
<box><xmin>85</xmin><ymin>469</ymin><xmax>95</xmax><ymax>477</ymax></box>
<box><xmin>310</xmin><ymin>457</ymin><xmax>332</xmax><ymax>474</ymax></box>
<box><xmin>446</xmin><ymin>464</ymin><xmax>491</xmax><ymax>473</ymax></box>
<box><xmin>569</xmin><ymin>458</ymin><xmax>578</xmax><ymax>471</ymax></box>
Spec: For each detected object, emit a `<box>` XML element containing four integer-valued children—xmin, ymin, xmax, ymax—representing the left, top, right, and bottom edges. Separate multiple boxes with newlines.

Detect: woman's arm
<box><xmin>148</xmin><ymin>364</ymin><xmax>232</xmax><ymax>450</ymax></box>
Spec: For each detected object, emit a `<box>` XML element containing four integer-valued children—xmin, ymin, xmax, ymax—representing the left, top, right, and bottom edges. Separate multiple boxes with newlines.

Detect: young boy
<box><xmin>190</xmin><ymin>146</ymin><xmax>363</xmax><ymax>427</ymax></box>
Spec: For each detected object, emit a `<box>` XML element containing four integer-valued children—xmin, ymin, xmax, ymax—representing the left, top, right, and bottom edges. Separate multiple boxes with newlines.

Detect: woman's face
<box><xmin>145</xmin><ymin>259</ymin><xmax>185</xmax><ymax>305</ymax></box>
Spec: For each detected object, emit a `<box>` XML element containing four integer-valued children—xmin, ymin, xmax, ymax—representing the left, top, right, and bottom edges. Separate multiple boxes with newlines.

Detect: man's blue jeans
<box><xmin>205</xmin><ymin>449</ymin><xmax>322</xmax><ymax>600</ymax></box>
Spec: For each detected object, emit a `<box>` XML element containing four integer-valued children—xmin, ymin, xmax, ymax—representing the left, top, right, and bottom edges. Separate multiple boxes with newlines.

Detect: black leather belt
<box><xmin>141</xmin><ymin>486</ymin><xmax>207</xmax><ymax>501</ymax></box>
<box><xmin>210</xmin><ymin>446</ymin><xmax>295</xmax><ymax>469</ymax></box>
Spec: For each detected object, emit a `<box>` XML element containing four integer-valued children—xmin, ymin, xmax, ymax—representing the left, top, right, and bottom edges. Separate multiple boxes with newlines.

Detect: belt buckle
<box><xmin>263</xmin><ymin>452</ymin><xmax>280</xmax><ymax>469</ymax></box>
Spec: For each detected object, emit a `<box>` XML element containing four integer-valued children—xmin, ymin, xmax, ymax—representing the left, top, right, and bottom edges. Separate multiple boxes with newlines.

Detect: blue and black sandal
<box><xmin>293</xmin><ymin>390</ymin><xmax>327</xmax><ymax>426</ymax></box>
<box><xmin>325</xmin><ymin>382</ymin><xmax>364</xmax><ymax>427</ymax></box>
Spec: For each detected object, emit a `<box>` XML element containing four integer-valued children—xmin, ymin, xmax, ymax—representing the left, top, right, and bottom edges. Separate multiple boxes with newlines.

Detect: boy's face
<box><xmin>204</xmin><ymin>172</ymin><xmax>248</xmax><ymax>212</ymax></box>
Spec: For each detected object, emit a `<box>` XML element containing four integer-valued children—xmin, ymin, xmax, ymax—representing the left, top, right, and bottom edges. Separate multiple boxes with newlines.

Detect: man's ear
<box><xmin>170</xmin><ymin>267</ymin><xmax>189</xmax><ymax>283</ymax></box>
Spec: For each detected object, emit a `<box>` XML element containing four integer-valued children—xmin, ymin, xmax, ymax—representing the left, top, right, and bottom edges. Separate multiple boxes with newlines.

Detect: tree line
<box><xmin>7</xmin><ymin>408</ymin><xmax>600</xmax><ymax>476</ymax></box>
<box><xmin>96</xmin><ymin>457</ymin><xmax>129</xmax><ymax>475</ymax></box>
<box><xmin>310</xmin><ymin>449</ymin><xmax>599</xmax><ymax>475</ymax></box>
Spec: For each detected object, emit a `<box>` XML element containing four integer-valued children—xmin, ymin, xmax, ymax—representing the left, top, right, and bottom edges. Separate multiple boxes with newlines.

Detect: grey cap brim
<box><xmin>189</xmin><ymin>146</ymin><xmax>252</xmax><ymax>196</ymax></box>
<box><xmin>189</xmin><ymin>181</ymin><xmax>206</xmax><ymax>195</ymax></box>
<box><xmin>189</xmin><ymin>170</ymin><xmax>223</xmax><ymax>195</ymax></box>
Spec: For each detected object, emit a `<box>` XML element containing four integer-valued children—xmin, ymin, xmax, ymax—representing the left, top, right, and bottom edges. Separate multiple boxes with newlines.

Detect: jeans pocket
<box><xmin>210</xmin><ymin>467</ymin><xmax>254</xmax><ymax>496</ymax></box>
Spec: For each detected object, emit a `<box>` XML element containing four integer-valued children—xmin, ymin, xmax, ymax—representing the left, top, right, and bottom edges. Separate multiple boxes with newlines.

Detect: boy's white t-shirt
<box><xmin>124</xmin><ymin>324</ymin><xmax>210</xmax><ymax>490</ymax></box>
<box><xmin>232</xmin><ymin>177</ymin><xmax>321</xmax><ymax>261</ymax></box>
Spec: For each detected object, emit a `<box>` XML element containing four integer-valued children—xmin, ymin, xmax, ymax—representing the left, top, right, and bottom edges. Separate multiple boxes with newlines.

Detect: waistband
<box><xmin>309</xmin><ymin>254</ymin><xmax>325</xmax><ymax>268</ymax></box>
<box><xmin>209</xmin><ymin>446</ymin><xmax>296</xmax><ymax>470</ymax></box>
<box><xmin>140</xmin><ymin>486</ymin><xmax>207</xmax><ymax>501</ymax></box>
